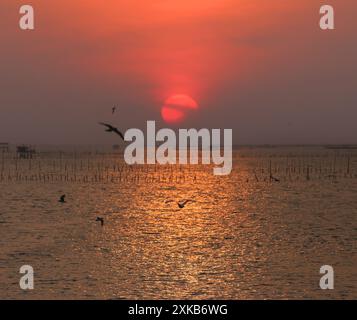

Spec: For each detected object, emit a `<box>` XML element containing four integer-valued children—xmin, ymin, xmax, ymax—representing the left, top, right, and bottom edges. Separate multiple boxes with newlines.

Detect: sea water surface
<box><xmin>0</xmin><ymin>146</ymin><xmax>356</xmax><ymax>299</ymax></box>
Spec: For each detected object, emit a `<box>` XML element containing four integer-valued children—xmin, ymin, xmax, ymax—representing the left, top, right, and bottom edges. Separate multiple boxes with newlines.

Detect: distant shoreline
<box><xmin>2</xmin><ymin>144</ymin><xmax>357</xmax><ymax>153</ymax></box>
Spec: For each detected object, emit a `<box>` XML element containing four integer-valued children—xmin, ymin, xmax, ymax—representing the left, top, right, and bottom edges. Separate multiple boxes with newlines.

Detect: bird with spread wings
<box><xmin>99</xmin><ymin>122</ymin><xmax>125</xmax><ymax>140</ymax></box>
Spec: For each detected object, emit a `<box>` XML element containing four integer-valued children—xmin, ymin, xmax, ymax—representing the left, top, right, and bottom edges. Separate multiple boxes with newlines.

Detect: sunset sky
<box><xmin>1</xmin><ymin>0</ymin><xmax>356</xmax><ymax>145</ymax></box>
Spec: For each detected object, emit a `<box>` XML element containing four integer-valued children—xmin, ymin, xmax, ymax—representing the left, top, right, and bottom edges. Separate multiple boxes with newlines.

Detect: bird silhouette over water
<box><xmin>59</xmin><ymin>194</ymin><xmax>66</xmax><ymax>203</ymax></box>
<box><xmin>112</xmin><ymin>106</ymin><xmax>116</xmax><ymax>114</ymax></box>
<box><xmin>99</xmin><ymin>122</ymin><xmax>124</xmax><ymax>140</ymax></box>
<box><xmin>178</xmin><ymin>200</ymin><xmax>193</xmax><ymax>209</ymax></box>
<box><xmin>96</xmin><ymin>217</ymin><xmax>104</xmax><ymax>226</ymax></box>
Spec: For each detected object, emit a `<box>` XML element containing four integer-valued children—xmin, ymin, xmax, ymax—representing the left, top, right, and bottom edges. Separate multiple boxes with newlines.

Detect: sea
<box><xmin>0</xmin><ymin>145</ymin><xmax>356</xmax><ymax>299</ymax></box>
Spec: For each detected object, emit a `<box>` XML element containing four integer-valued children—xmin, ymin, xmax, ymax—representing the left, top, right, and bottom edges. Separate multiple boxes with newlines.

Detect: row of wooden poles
<box><xmin>1</xmin><ymin>153</ymin><xmax>354</xmax><ymax>171</ymax></box>
<box><xmin>0</xmin><ymin>167</ymin><xmax>355</xmax><ymax>184</ymax></box>
<box><xmin>0</xmin><ymin>171</ymin><xmax>355</xmax><ymax>184</ymax></box>
<box><xmin>0</xmin><ymin>152</ymin><xmax>356</xmax><ymax>184</ymax></box>
<box><xmin>0</xmin><ymin>172</ymin><xmax>198</xmax><ymax>184</ymax></box>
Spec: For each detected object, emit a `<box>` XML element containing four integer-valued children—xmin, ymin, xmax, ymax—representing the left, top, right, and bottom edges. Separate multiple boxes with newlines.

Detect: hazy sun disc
<box><xmin>161</xmin><ymin>94</ymin><xmax>198</xmax><ymax>123</ymax></box>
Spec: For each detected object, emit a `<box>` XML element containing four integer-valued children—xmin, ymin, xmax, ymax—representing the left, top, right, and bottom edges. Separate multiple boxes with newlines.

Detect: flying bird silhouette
<box><xmin>96</xmin><ymin>217</ymin><xmax>104</xmax><ymax>226</ymax></box>
<box><xmin>178</xmin><ymin>200</ymin><xmax>193</xmax><ymax>209</ymax></box>
<box><xmin>99</xmin><ymin>122</ymin><xmax>124</xmax><ymax>140</ymax></box>
<box><xmin>59</xmin><ymin>194</ymin><xmax>66</xmax><ymax>203</ymax></box>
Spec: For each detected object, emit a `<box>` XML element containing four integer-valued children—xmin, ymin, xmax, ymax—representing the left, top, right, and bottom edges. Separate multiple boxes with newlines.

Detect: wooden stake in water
<box><xmin>347</xmin><ymin>156</ymin><xmax>350</xmax><ymax>175</ymax></box>
<box><xmin>1</xmin><ymin>150</ymin><xmax>4</xmax><ymax>173</ymax></box>
<box><xmin>269</xmin><ymin>160</ymin><xmax>272</xmax><ymax>182</ymax></box>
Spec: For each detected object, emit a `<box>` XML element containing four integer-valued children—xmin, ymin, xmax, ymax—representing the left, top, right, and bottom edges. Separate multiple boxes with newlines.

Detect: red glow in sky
<box><xmin>1</xmin><ymin>0</ymin><xmax>357</xmax><ymax>144</ymax></box>
<box><xmin>161</xmin><ymin>94</ymin><xmax>198</xmax><ymax>123</ymax></box>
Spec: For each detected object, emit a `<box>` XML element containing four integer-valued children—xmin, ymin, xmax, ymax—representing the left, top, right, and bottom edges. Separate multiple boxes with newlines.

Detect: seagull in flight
<box><xmin>59</xmin><ymin>194</ymin><xmax>66</xmax><ymax>203</ymax></box>
<box><xmin>178</xmin><ymin>200</ymin><xmax>193</xmax><ymax>209</ymax></box>
<box><xmin>99</xmin><ymin>122</ymin><xmax>124</xmax><ymax>140</ymax></box>
<box><xmin>96</xmin><ymin>217</ymin><xmax>104</xmax><ymax>226</ymax></box>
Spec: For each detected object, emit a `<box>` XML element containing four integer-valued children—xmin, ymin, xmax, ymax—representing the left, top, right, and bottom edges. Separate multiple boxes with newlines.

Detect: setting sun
<box><xmin>161</xmin><ymin>94</ymin><xmax>198</xmax><ymax>123</ymax></box>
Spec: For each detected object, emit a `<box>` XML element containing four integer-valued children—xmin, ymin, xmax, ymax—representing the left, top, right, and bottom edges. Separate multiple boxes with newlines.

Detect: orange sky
<box><xmin>1</xmin><ymin>0</ymin><xmax>357</xmax><ymax>144</ymax></box>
